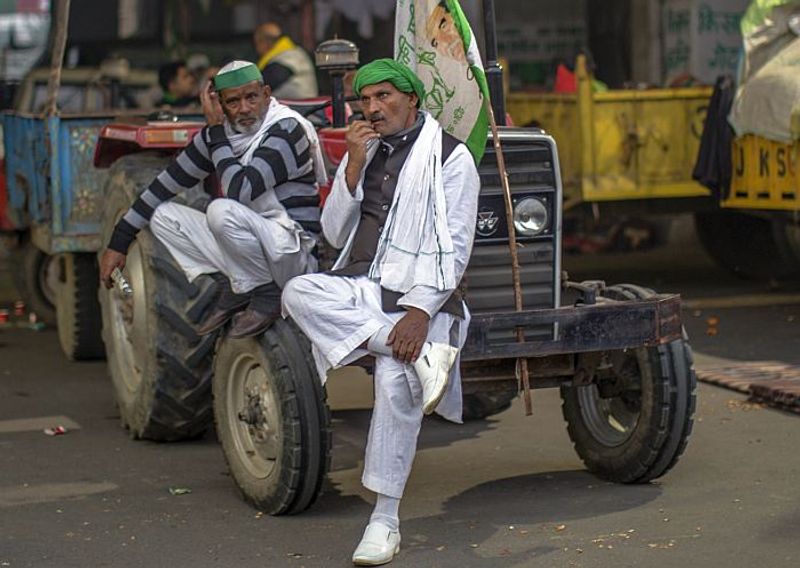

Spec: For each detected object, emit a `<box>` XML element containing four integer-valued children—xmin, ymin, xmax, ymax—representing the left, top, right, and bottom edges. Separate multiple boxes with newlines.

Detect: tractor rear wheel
<box><xmin>461</xmin><ymin>387</ymin><xmax>517</xmax><ymax>421</ymax></box>
<box><xmin>98</xmin><ymin>154</ymin><xmax>219</xmax><ymax>441</ymax></box>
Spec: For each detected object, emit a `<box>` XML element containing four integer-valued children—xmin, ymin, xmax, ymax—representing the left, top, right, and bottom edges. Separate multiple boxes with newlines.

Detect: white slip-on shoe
<box><xmin>414</xmin><ymin>342</ymin><xmax>459</xmax><ymax>415</ymax></box>
<box><xmin>352</xmin><ymin>522</ymin><xmax>401</xmax><ymax>566</ymax></box>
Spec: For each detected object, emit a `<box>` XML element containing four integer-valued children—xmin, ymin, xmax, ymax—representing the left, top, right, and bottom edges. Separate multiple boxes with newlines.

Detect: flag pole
<box><xmin>480</xmin><ymin>0</ymin><xmax>532</xmax><ymax>415</ymax></box>
<box><xmin>44</xmin><ymin>0</ymin><xmax>71</xmax><ymax>118</ymax></box>
<box><xmin>482</xmin><ymin>0</ymin><xmax>506</xmax><ymax>125</ymax></box>
<box><xmin>483</xmin><ymin>98</ymin><xmax>533</xmax><ymax>416</ymax></box>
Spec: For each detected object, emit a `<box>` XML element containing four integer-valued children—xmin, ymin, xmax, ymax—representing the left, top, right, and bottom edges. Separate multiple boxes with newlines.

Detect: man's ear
<box><xmin>409</xmin><ymin>93</ymin><xmax>419</xmax><ymax>108</ymax></box>
<box><xmin>262</xmin><ymin>84</ymin><xmax>272</xmax><ymax>99</ymax></box>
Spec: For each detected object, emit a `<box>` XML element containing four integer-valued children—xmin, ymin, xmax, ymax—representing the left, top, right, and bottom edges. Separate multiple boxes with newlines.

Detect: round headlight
<box><xmin>513</xmin><ymin>197</ymin><xmax>548</xmax><ymax>236</ymax></box>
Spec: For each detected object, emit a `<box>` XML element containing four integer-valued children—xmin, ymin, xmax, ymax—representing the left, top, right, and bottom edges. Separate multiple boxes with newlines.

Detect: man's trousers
<box><xmin>149</xmin><ymin>199</ymin><xmax>315</xmax><ymax>293</ymax></box>
<box><xmin>282</xmin><ymin>273</ymin><xmax>467</xmax><ymax>498</ymax></box>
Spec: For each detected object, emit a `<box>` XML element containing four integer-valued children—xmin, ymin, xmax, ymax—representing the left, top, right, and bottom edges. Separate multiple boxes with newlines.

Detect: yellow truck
<box><xmin>694</xmin><ymin>134</ymin><xmax>800</xmax><ymax>280</ymax></box>
<box><xmin>507</xmin><ymin>56</ymin><xmax>714</xmax><ymax>247</ymax></box>
<box><xmin>691</xmin><ymin>0</ymin><xmax>800</xmax><ymax>280</ymax></box>
<box><xmin>507</xmin><ymin>54</ymin><xmax>800</xmax><ymax>280</ymax></box>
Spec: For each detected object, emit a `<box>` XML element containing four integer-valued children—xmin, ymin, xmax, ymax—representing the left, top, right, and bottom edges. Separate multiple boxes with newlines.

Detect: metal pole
<box><xmin>331</xmin><ymin>73</ymin><xmax>346</xmax><ymax>127</ymax></box>
<box><xmin>483</xmin><ymin>97</ymin><xmax>532</xmax><ymax>415</ymax></box>
<box><xmin>482</xmin><ymin>0</ymin><xmax>506</xmax><ymax>126</ymax></box>
<box><xmin>44</xmin><ymin>0</ymin><xmax>71</xmax><ymax>117</ymax></box>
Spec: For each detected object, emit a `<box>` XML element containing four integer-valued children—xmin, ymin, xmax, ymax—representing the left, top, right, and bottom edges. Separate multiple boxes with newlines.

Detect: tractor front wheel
<box><xmin>561</xmin><ymin>284</ymin><xmax>697</xmax><ymax>483</ymax></box>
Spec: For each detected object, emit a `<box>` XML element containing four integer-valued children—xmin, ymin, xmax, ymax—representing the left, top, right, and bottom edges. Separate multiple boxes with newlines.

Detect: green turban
<box><xmin>353</xmin><ymin>59</ymin><xmax>425</xmax><ymax>106</ymax></box>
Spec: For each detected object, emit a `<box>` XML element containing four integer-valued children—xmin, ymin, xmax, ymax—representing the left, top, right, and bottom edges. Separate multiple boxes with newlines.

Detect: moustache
<box><xmin>368</xmin><ymin>113</ymin><xmax>385</xmax><ymax>123</ymax></box>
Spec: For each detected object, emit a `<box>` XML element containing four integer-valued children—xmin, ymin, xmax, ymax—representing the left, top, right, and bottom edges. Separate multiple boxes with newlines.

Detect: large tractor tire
<box><xmin>56</xmin><ymin>252</ymin><xmax>105</xmax><ymax>360</ymax></box>
<box><xmin>98</xmin><ymin>154</ymin><xmax>220</xmax><ymax>441</ymax></box>
<box><xmin>560</xmin><ymin>284</ymin><xmax>696</xmax><ymax>484</ymax></box>
<box><xmin>694</xmin><ymin>210</ymin><xmax>800</xmax><ymax>280</ymax></box>
<box><xmin>12</xmin><ymin>239</ymin><xmax>58</xmax><ymax>326</ymax></box>
<box><xmin>213</xmin><ymin>320</ymin><xmax>331</xmax><ymax>515</ymax></box>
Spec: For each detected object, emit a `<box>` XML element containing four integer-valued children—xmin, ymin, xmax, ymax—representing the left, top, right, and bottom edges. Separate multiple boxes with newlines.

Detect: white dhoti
<box><xmin>282</xmin><ymin>273</ymin><xmax>468</xmax><ymax>499</ymax></box>
<box><xmin>149</xmin><ymin>199</ymin><xmax>316</xmax><ymax>293</ymax></box>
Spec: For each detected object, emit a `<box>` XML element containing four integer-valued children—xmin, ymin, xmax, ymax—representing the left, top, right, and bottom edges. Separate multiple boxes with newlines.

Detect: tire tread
<box><xmin>560</xmin><ymin>284</ymin><xmax>696</xmax><ymax>484</ymax></box>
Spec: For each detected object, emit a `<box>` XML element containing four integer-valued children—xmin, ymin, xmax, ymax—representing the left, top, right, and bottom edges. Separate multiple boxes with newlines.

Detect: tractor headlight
<box><xmin>513</xmin><ymin>197</ymin><xmax>549</xmax><ymax>236</ymax></box>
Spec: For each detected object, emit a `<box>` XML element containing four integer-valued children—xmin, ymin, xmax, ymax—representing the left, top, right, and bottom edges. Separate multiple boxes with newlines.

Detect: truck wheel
<box><xmin>56</xmin><ymin>252</ymin><xmax>105</xmax><ymax>360</ymax></box>
<box><xmin>695</xmin><ymin>211</ymin><xmax>800</xmax><ymax>279</ymax></box>
<box><xmin>462</xmin><ymin>388</ymin><xmax>517</xmax><ymax>421</ymax></box>
<box><xmin>12</xmin><ymin>239</ymin><xmax>57</xmax><ymax>325</ymax></box>
<box><xmin>213</xmin><ymin>320</ymin><xmax>331</xmax><ymax>515</ymax></box>
<box><xmin>772</xmin><ymin>220</ymin><xmax>800</xmax><ymax>277</ymax></box>
<box><xmin>560</xmin><ymin>284</ymin><xmax>697</xmax><ymax>483</ymax></box>
<box><xmin>98</xmin><ymin>154</ymin><xmax>219</xmax><ymax>441</ymax></box>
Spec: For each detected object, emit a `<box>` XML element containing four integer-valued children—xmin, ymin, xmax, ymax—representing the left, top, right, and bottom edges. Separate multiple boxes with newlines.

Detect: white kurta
<box><xmin>282</xmin><ymin>141</ymin><xmax>480</xmax><ymax>498</ymax></box>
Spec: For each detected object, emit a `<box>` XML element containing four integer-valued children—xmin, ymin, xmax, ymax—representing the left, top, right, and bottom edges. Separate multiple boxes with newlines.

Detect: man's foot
<box><xmin>195</xmin><ymin>277</ymin><xmax>250</xmax><ymax>335</ymax></box>
<box><xmin>352</xmin><ymin>522</ymin><xmax>401</xmax><ymax>566</ymax></box>
<box><xmin>413</xmin><ymin>343</ymin><xmax>459</xmax><ymax>415</ymax></box>
<box><xmin>228</xmin><ymin>282</ymin><xmax>281</xmax><ymax>339</ymax></box>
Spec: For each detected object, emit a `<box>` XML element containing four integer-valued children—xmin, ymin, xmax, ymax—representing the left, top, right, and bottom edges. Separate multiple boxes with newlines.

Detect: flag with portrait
<box><xmin>395</xmin><ymin>0</ymin><xmax>490</xmax><ymax>163</ymax></box>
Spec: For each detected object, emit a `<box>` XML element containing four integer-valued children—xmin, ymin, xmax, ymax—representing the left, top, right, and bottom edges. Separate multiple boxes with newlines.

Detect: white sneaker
<box><xmin>414</xmin><ymin>342</ymin><xmax>459</xmax><ymax>415</ymax></box>
<box><xmin>352</xmin><ymin>522</ymin><xmax>401</xmax><ymax>566</ymax></box>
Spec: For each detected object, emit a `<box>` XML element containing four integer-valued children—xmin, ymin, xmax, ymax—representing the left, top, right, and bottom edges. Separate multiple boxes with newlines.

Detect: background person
<box><xmin>157</xmin><ymin>60</ymin><xmax>198</xmax><ymax>108</ymax></box>
<box><xmin>253</xmin><ymin>22</ymin><xmax>318</xmax><ymax>99</ymax></box>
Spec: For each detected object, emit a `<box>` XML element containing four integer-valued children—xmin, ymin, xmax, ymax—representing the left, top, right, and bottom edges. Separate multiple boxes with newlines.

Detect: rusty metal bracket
<box><xmin>463</xmin><ymin>293</ymin><xmax>682</xmax><ymax>362</ymax></box>
<box><xmin>564</xmin><ymin>279</ymin><xmax>606</xmax><ymax>305</ymax></box>
<box><xmin>572</xmin><ymin>351</ymin><xmax>604</xmax><ymax>386</ymax></box>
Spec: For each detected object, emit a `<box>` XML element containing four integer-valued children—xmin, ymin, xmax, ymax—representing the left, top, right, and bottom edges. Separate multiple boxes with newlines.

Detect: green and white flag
<box><xmin>395</xmin><ymin>0</ymin><xmax>490</xmax><ymax>163</ymax></box>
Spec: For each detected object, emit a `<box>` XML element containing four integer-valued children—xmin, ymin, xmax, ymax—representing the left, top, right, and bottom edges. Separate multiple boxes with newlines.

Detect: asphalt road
<box><xmin>1</xmin><ymin>223</ymin><xmax>799</xmax><ymax>568</ymax></box>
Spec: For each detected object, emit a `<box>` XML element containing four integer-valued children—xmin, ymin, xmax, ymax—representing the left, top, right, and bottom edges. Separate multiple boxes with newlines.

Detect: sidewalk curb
<box><xmin>697</xmin><ymin>362</ymin><xmax>800</xmax><ymax>415</ymax></box>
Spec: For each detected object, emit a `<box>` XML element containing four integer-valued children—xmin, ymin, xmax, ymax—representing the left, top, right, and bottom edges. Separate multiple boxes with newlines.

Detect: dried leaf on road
<box><xmin>726</xmin><ymin>399</ymin><xmax>765</xmax><ymax>411</ymax></box>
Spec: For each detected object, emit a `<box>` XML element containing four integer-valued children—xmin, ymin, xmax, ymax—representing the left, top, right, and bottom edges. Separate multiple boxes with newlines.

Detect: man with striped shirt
<box><xmin>100</xmin><ymin>60</ymin><xmax>327</xmax><ymax>338</ymax></box>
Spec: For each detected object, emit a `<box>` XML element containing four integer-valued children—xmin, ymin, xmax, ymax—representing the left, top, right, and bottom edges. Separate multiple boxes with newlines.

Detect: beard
<box><xmin>234</xmin><ymin>116</ymin><xmax>263</xmax><ymax>135</ymax></box>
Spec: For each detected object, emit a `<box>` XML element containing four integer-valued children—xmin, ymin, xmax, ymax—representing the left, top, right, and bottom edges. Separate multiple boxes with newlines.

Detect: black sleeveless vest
<box><xmin>331</xmin><ymin>117</ymin><xmax>464</xmax><ymax>317</ymax></box>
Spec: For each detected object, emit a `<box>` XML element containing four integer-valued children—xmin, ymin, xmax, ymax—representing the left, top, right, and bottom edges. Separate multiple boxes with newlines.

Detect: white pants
<box><xmin>149</xmin><ymin>199</ymin><xmax>315</xmax><ymax>293</ymax></box>
<box><xmin>282</xmin><ymin>273</ymin><xmax>467</xmax><ymax>498</ymax></box>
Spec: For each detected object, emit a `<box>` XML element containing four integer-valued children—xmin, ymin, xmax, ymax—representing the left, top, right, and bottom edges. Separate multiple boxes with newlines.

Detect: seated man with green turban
<box><xmin>283</xmin><ymin>58</ymin><xmax>480</xmax><ymax>566</ymax></box>
<box><xmin>100</xmin><ymin>60</ymin><xmax>328</xmax><ymax>338</ymax></box>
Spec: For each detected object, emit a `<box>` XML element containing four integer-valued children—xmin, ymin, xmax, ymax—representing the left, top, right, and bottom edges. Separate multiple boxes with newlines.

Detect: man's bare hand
<box><xmin>387</xmin><ymin>307</ymin><xmax>430</xmax><ymax>364</ymax></box>
<box><xmin>344</xmin><ymin>120</ymin><xmax>379</xmax><ymax>192</ymax></box>
<box><xmin>200</xmin><ymin>82</ymin><xmax>225</xmax><ymax>126</ymax></box>
<box><xmin>100</xmin><ymin>249</ymin><xmax>126</xmax><ymax>289</ymax></box>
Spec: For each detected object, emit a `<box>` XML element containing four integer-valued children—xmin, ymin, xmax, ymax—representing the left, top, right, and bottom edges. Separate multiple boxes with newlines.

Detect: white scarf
<box><xmin>367</xmin><ymin>111</ymin><xmax>456</xmax><ymax>293</ymax></box>
<box><xmin>224</xmin><ymin>98</ymin><xmax>328</xmax><ymax>185</ymax></box>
